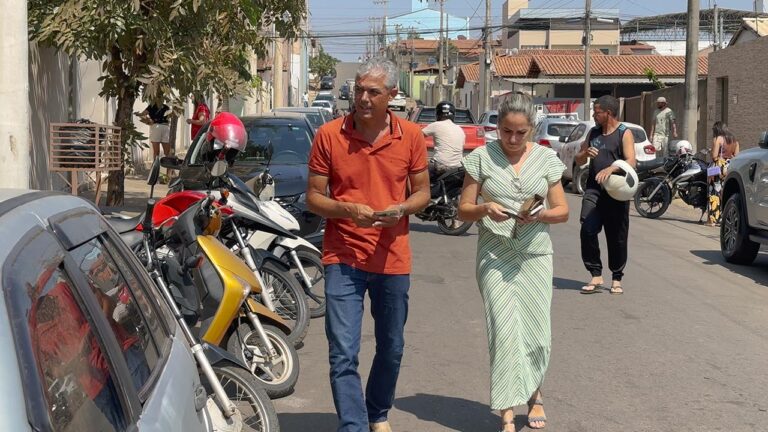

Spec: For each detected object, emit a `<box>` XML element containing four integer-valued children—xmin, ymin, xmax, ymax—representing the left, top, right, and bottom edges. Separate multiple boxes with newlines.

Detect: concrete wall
<box><xmin>707</xmin><ymin>35</ymin><xmax>768</xmax><ymax>150</ymax></box>
<box><xmin>622</xmin><ymin>79</ymin><xmax>708</xmax><ymax>151</ymax></box>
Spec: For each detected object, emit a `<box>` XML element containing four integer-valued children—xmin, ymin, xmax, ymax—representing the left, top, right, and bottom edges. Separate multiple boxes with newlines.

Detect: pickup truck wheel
<box><xmin>721</xmin><ymin>193</ymin><xmax>760</xmax><ymax>264</ymax></box>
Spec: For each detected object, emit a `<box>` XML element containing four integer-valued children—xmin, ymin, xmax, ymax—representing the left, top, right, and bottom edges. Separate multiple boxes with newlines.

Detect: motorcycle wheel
<box><xmin>634</xmin><ymin>178</ymin><xmax>671</xmax><ymax>219</ymax></box>
<box><xmin>293</xmin><ymin>250</ymin><xmax>326</xmax><ymax>318</ymax></box>
<box><xmin>202</xmin><ymin>365</ymin><xmax>280</xmax><ymax>432</ymax></box>
<box><xmin>436</xmin><ymin>197</ymin><xmax>473</xmax><ymax>236</ymax></box>
<box><xmin>259</xmin><ymin>260</ymin><xmax>310</xmax><ymax>348</ymax></box>
<box><xmin>227</xmin><ymin>323</ymin><xmax>300</xmax><ymax>399</ymax></box>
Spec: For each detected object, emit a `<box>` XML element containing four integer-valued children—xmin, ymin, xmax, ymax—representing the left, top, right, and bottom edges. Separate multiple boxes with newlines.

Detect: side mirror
<box><xmin>160</xmin><ymin>156</ymin><xmax>183</xmax><ymax>169</ymax></box>
<box><xmin>147</xmin><ymin>157</ymin><xmax>161</xmax><ymax>186</ymax></box>
<box><xmin>759</xmin><ymin>131</ymin><xmax>768</xmax><ymax>149</ymax></box>
<box><xmin>210</xmin><ymin>160</ymin><xmax>228</xmax><ymax>178</ymax></box>
<box><xmin>559</xmin><ymin>136</ymin><xmax>568</xmax><ymax>143</ymax></box>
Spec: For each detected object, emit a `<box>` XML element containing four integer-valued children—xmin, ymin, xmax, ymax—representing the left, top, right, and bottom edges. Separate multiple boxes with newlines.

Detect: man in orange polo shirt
<box><xmin>307</xmin><ymin>58</ymin><xmax>430</xmax><ymax>432</ymax></box>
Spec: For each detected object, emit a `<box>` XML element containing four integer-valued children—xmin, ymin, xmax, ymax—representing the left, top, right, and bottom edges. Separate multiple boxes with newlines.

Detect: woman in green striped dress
<box><xmin>458</xmin><ymin>94</ymin><xmax>569</xmax><ymax>431</ymax></box>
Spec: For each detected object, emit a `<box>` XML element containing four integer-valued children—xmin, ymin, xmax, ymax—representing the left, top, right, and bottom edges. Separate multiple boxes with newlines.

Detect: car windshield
<box><xmin>315</xmin><ymin>93</ymin><xmax>334</xmax><ymax>101</ymax></box>
<box><xmin>312</xmin><ymin>101</ymin><xmax>330</xmax><ymax>108</ymax></box>
<box><xmin>488</xmin><ymin>114</ymin><xmax>498</xmax><ymax>125</ymax></box>
<box><xmin>547</xmin><ymin>123</ymin><xmax>577</xmax><ymax>137</ymax></box>
<box><xmin>239</xmin><ymin>120</ymin><xmax>313</xmax><ymax>164</ymax></box>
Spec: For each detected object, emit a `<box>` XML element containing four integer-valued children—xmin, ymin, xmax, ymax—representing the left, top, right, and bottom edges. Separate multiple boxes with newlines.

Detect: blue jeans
<box><xmin>325</xmin><ymin>264</ymin><xmax>410</xmax><ymax>432</ymax></box>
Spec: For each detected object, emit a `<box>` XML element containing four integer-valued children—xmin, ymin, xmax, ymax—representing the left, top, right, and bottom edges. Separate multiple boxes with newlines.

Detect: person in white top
<box><xmin>422</xmin><ymin>101</ymin><xmax>466</xmax><ymax>179</ymax></box>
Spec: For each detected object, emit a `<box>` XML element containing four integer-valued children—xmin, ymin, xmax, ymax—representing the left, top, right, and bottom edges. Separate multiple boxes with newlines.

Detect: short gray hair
<box><xmin>498</xmin><ymin>93</ymin><xmax>536</xmax><ymax>126</ymax></box>
<box><xmin>356</xmin><ymin>57</ymin><xmax>398</xmax><ymax>90</ymax></box>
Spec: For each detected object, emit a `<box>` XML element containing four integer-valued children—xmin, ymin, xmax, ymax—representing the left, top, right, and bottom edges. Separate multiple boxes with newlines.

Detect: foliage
<box><xmin>644</xmin><ymin>67</ymin><xmax>667</xmax><ymax>89</ymax></box>
<box><xmin>28</xmin><ymin>0</ymin><xmax>306</xmax><ymax>203</ymax></box>
<box><xmin>310</xmin><ymin>47</ymin><xmax>340</xmax><ymax>79</ymax></box>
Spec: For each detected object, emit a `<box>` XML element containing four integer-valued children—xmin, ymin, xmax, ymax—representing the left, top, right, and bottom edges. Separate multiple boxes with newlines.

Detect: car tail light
<box><xmin>484</xmin><ymin>126</ymin><xmax>497</xmax><ymax>132</ymax></box>
<box><xmin>538</xmin><ymin>139</ymin><xmax>551</xmax><ymax>147</ymax></box>
<box><xmin>476</xmin><ymin>128</ymin><xmax>484</xmax><ymax>138</ymax></box>
<box><xmin>644</xmin><ymin>145</ymin><xmax>655</xmax><ymax>155</ymax></box>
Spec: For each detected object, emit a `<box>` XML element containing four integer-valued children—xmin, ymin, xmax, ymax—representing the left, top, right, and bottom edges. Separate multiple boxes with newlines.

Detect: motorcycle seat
<box><xmin>106</xmin><ymin>213</ymin><xmax>143</xmax><ymax>234</ymax></box>
<box><xmin>636</xmin><ymin>158</ymin><xmax>665</xmax><ymax>173</ymax></box>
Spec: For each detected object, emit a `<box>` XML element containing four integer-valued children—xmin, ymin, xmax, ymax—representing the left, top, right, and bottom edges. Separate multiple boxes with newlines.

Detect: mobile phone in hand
<box><xmin>501</xmin><ymin>209</ymin><xmax>519</xmax><ymax>219</ymax></box>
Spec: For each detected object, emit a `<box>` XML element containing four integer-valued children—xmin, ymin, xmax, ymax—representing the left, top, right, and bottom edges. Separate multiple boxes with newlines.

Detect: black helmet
<box><xmin>435</xmin><ymin>101</ymin><xmax>455</xmax><ymax>121</ymax></box>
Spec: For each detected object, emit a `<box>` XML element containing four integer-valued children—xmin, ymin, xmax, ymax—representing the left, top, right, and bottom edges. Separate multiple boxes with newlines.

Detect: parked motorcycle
<box><xmin>248</xmin><ymin>166</ymin><xmax>326</xmax><ymax>318</ymax></box>
<box><xmin>415</xmin><ymin>167</ymin><xmax>473</xmax><ymax>235</ymax></box>
<box><xmin>634</xmin><ymin>148</ymin><xmax>710</xmax><ymax>220</ymax></box>
<box><xmin>111</xmin><ymin>170</ymin><xmax>311</xmax><ymax>348</ymax></box>
<box><xmin>114</xmin><ymin>161</ymin><xmax>301</xmax><ymax>399</ymax></box>
<box><xmin>131</xmin><ymin>160</ymin><xmax>280</xmax><ymax>431</ymax></box>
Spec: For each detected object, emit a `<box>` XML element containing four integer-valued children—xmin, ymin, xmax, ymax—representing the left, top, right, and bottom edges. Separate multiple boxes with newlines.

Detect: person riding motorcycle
<box><xmin>422</xmin><ymin>101</ymin><xmax>465</xmax><ymax>180</ymax></box>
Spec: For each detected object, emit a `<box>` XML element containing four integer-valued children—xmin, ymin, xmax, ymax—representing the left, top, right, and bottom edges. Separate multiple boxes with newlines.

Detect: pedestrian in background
<box><xmin>577</xmin><ymin>95</ymin><xmax>636</xmax><ymax>295</ymax></box>
<box><xmin>306</xmin><ymin>58</ymin><xmax>430</xmax><ymax>432</ymax></box>
<box><xmin>136</xmin><ymin>101</ymin><xmax>171</xmax><ymax>159</ymax></box>
<box><xmin>649</xmin><ymin>96</ymin><xmax>678</xmax><ymax>156</ymax></box>
<box><xmin>303</xmin><ymin>90</ymin><xmax>309</xmax><ymax>107</ymax></box>
<box><xmin>706</xmin><ymin>121</ymin><xmax>740</xmax><ymax>226</ymax></box>
<box><xmin>458</xmin><ymin>93</ymin><xmax>569</xmax><ymax>431</ymax></box>
<box><xmin>186</xmin><ymin>93</ymin><xmax>210</xmax><ymax>140</ymax></box>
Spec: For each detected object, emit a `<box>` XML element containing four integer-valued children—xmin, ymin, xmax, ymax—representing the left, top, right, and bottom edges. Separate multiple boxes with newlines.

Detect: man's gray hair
<box><xmin>498</xmin><ymin>93</ymin><xmax>536</xmax><ymax>126</ymax></box>
<box><xmin>356</xmin><ymin>57</ymin><xmax>398</xmax><ymax>90</ymax></box>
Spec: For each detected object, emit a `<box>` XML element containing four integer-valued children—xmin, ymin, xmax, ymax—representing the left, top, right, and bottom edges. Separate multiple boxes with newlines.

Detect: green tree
<box><xmin>310</xmin><ymin>47</ymin><xmax>340</xmax><ymax>80</ymax></box>
<box><xmin>644</xmin><ymin>67</ymin><xmax>667</xmax><ymax>89</ymax></box>
<box><xmin>28</xmin><ymin>0</ymin><xmax>305</xmax><ymax>204</ymax></box>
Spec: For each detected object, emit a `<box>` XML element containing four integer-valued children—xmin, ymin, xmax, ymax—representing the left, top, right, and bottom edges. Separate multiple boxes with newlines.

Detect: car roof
<box><xmin>245</xmin><ymin>112</ymin><xmax>307</xmax><ymax>120</ymax></box>
<box><xmin>272</xmin><ymin>107</ymin><xmax>325</xmax><ymax>114</ymax></box>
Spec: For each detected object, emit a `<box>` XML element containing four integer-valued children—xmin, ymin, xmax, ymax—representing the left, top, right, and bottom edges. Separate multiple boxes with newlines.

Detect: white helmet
<box><xmin>674</xmin><ymin>140</ymin><xmax>692</xmax><ymax>156</ymax></box>
<box><xmin>603</xmin><ymin>159</ymin><xmax>638</xmax><ymax>201</ymax></box>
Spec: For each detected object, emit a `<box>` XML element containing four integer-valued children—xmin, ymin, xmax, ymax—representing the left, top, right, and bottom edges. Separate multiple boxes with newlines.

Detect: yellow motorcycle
<box><xmin>143</xmin><ymin>161</ymin><xmax>300</xmax><ymax>399</ymax></box>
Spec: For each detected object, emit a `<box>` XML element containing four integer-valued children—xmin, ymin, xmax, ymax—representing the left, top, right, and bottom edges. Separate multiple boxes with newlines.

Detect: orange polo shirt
<box><xmin>308</xmin><ymin>111</ymin><xmax>428</xmax><ymax>274</ymax></box>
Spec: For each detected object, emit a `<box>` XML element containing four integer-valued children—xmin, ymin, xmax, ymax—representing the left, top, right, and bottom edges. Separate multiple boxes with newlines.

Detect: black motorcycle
<box><xmin>634</xmin><ymin>149</ymin><xmax>710</xmax><ymax>220</ymax></box>
<box><xmin>414</xmin><ymin>167</ymin><xmax>473</xmax><ymax>235</ymax></box>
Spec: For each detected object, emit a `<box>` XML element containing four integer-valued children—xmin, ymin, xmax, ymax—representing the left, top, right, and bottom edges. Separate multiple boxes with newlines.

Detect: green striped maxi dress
<box><xmin>463</xmin><ymin>142</ymin><xmax>566</xmax><ymax>410</ymax></box>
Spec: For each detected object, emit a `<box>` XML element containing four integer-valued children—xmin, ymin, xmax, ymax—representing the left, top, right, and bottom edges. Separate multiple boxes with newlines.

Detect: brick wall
<box><xmin>707</xmin><ymin>36</ymin><xmax>768</xmax><ymax>150</ymax></box>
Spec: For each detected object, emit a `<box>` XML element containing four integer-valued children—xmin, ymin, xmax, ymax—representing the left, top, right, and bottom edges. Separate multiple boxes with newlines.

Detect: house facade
<box><xmin>707</xmin><ymin>31</ymin><xmax>768</xmax><ymax>150</ymax></box>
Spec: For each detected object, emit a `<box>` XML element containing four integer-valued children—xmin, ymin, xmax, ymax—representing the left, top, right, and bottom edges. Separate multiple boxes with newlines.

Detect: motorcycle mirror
<box><xmin>210</xmin><ymin>160</ymin><xmax>228</xmax><ymax>178</ymax></box>
<box><xmin>159</xmin><ymin>156</ymin><xmax>183</xmax><ymax>169</ymax></box>
<box><xmin>147</xmin><ymin>157</ymin><xmax>161</xmax><ymax>186</ymax></box>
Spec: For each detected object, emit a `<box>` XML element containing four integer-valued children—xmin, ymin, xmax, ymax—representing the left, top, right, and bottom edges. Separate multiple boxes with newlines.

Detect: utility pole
<box><xmin>583</xmin><ymin>0</ymin><xmax>592</xmax><ymax>121</ymax></box>
<box><xmin>713</xmin><ymin>4</ymin><xmax>719</xmax><ymax>50</ymax></box>
<box><xmin>410</xmin><ymin>33</ymin><xmax>416</xmax><ymax>97</ymax></box>
<box><xmin>395</xmin><ymin>25</ymin><xmax>403</xmax><ymax>88</ymax></box>
<box><xmin>273</xmin><ymin>25</ymin><xmax>284</xmax><ymax>108</ymax></box>
<box><xmin>438</xmin><ymin>0</ymin><xmax>445</xmax><ymax>101</ymax></box>
<box><xmin>684</xmin><ymin>0</ymin><xmax>700</xmax><ymax>146</ymax></box>
<box><xmin>479</xmin><ymin>0</ymin><xmax>492</xmax><ymax>115</ymax></box>
<box><xmin>0</xmin><ymin>0</ymin><xmax>30</xmax><ymax>188</ymax></box>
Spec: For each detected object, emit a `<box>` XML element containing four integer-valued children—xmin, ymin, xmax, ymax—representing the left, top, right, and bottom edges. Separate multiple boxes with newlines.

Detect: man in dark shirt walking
<box><xmin>576</xmin><ymin>95</ymin><xmax>636</xmax><ymax>295</ymax></box>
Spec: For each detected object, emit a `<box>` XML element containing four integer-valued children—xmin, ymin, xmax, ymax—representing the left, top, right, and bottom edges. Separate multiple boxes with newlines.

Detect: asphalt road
<box><xmin>274</xmin><ymin>192</ymin><xmax>768</xmax><ymax>432</ymax></box>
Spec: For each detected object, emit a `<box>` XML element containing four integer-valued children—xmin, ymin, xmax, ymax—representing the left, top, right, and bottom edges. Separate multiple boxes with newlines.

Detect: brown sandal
<box><xmin>527</xmin><ymin>398</ymin><xmax>547</xmax><ymax>429</ymax></box>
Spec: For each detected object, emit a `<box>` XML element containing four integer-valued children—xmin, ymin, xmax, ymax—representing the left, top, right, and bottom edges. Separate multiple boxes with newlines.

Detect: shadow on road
<box><xmin>408</xmin><ymin>222</ymin><xmax>476</xmax><ymax>237</ymax></box>
<box><xmin>690</xmin><ymin>249</ymin><xmax>768</xmax><ymax>286</ymax></box>
<box><xmin>277</xmin><ymin>412</ymin><xmax>338</xmax><ymax>431</ymax></box>
<box><xmin>553</xmin><ymin>277</ymin><xmax>588</xmax><ymax>291</ymax></box>
<box><xmin>394</xmin><ymin>393</ymin><xmax>528</xmax><ymax>431</ymax></box>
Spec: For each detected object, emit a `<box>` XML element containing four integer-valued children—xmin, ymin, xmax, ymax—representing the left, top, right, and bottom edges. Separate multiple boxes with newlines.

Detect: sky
<box><xmin>307</xmin><ymin>0</ymin><xmax>758</xmax><ymax>61</ymax></box>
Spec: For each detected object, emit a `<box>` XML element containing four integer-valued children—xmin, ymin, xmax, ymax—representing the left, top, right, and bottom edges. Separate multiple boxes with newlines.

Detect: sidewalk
<box><xmin>80</xmin><ymin>175</ymin><xmax>169</xmax><ymax>214</ymax></box>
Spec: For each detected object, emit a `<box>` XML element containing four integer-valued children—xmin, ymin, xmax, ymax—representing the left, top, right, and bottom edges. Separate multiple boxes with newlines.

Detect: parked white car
<box><xmin>557</xmin><ymin>121</ymin><xmax>657</xmax><ymax>194</ymax></box>
<box><xmin>388</xmin><ymin>91</ymin><xmax>407</xmax><ymax>111</ymax></box>
<box><xmin>311</xmin><ymin>100</ymin><xmax>334</xmax><ymax>115</ymax></box>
